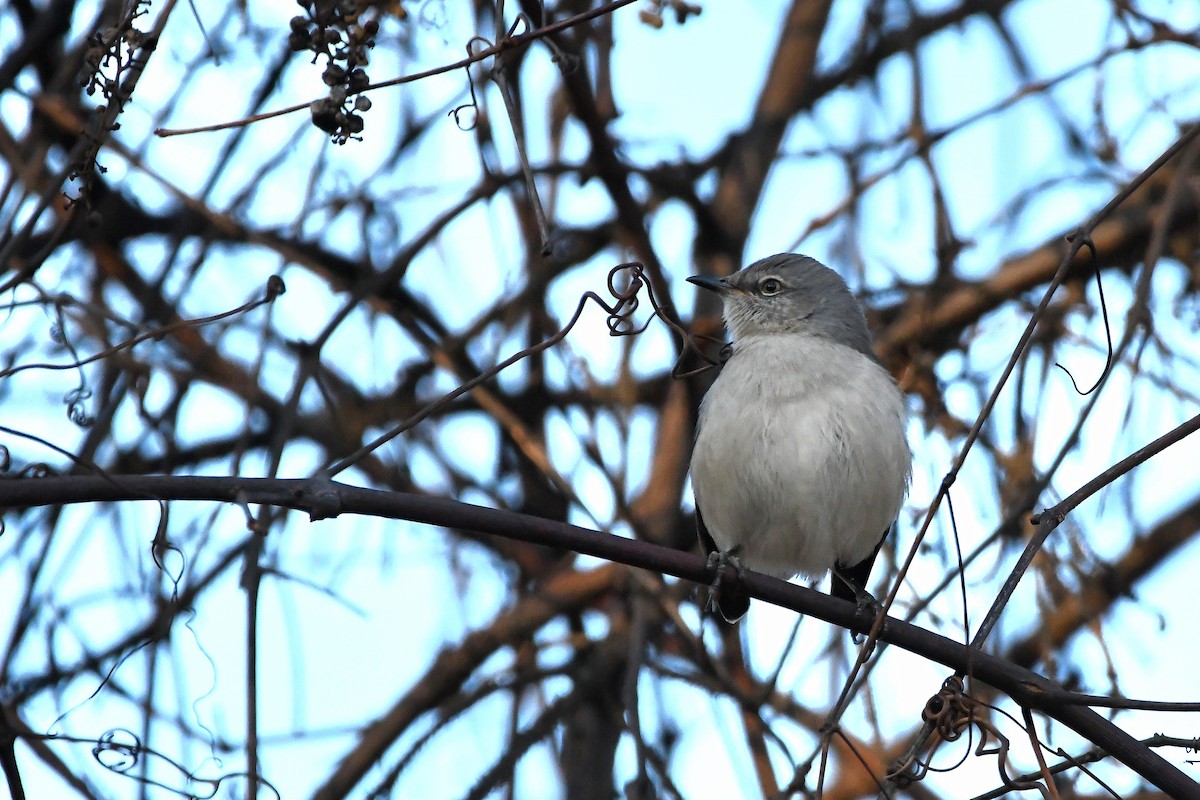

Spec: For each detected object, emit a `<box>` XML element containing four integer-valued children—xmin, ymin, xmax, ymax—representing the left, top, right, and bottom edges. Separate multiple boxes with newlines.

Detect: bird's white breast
<box><xmin>690</xmin><ymin>333</ymin><xmax>911</xmax><ymax>579</ymax></box>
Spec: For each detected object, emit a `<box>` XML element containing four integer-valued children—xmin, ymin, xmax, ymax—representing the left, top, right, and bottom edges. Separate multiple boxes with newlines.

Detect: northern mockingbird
<box><xmin>688</xmin><ymin>253</ymin><xmax>911</xmax><ymax>622</ymax></box>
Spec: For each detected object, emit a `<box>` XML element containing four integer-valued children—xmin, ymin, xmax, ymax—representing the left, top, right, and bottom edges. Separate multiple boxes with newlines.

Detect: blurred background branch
<box><xmin>2</xmin><ymin>0</ymin><xmax>1199</xmax><ymax>798</ymax></box>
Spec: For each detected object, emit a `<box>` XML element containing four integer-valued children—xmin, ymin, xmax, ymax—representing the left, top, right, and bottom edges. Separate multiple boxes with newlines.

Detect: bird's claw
<box><xmin>854</xmin><ymin>588</ymin><xmax>881</xmax><ymax>616</ymax></box>
<box><xmin>705</xmin><ymin>550</ymin><xmax>744</xmax><ymax>615</ymax></box>
<box><xmin>850</xmin><ymin>589</ymin><xmax>884</xmax><ymax>647</ymax></box>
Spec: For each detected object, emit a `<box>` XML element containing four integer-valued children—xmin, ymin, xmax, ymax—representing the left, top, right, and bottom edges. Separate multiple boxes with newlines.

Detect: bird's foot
<box><xmin>704</xmin><ymin>549</ymin><xmax>749</xmax><ymax>622</ymax></box>
<box><xmin>832</xmin><ymin>566</ymin><xmax>884</xmax><ymax>645</ymax></box>
<box><xmin>705</xmin><ymin>549</ymin><xmax>744</xmax><ymax>597</ymax></box>
<box><xmin>853</xmin><ymin>586</ymin><xmax>881</xmax><ymax>617</ymax></box>
<box><xmin>849</xmin><ymin>588</ymin><xmax>884</xmax><ymax>647</ymax></box>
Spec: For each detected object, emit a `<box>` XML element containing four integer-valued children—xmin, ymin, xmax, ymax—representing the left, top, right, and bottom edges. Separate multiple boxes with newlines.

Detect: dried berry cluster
<box><xmin>73</xmin><ymin>0</ymin><xmax>155</xmax><ymax>210</ymax></box>
<box><xmin>289</xmin><ymin>0</ymin><xmax>380</xmax><ymax>144</ymax></box>
<box><xmin>80</xmin><ymin>10</ymin><xmax>149</xmax><ymax>100</ymax></box>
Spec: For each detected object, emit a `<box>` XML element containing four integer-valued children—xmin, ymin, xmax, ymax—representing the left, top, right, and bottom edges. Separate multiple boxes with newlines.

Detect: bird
<box><xmin>688</xmin><ymin>253</ymin><xmax>911</xmax><ymax>622</ymax></box>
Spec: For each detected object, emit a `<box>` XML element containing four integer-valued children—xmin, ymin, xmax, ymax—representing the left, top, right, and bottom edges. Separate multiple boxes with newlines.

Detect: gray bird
<box><xmin>688</xmin><ymin>253</ymin><xmax>911</xmax><ymax>622</ymax></box>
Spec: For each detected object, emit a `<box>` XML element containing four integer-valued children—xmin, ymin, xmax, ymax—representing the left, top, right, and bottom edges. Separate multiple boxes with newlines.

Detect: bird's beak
<box><xmin>687</xmin><ymin>275</ymin><xmax>729</xmax><ymax>294</ymax></box>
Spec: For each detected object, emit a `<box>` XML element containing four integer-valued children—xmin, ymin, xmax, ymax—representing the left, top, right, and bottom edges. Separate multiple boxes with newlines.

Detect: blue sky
<box><xmin>3</xmin><ymin>0</ymin><xmax>1200</xmax><ymax>797</ymax></box>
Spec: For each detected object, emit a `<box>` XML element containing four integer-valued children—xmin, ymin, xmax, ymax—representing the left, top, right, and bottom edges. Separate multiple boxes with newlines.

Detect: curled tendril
<box><xmin>452</xmin><ymin>31</ymin><xmax>505</xmax><ymax>133</ymax></box>
<box><xmin>893</xmin><ymin>676</ymin><xmax>1054</xmax><ymax>798</ymax></box>
<box><xmin>924</xmin><ymin>676</ymin><xmax>983</xmax><ymax>742</ymax></box>
<box><xmin>65</xmin><ymin>385</ymin><xmax>95</xmax><ymax>428</ymax></box>
<box><xmin>1055</xmin><ymin>233</ymin><xmax>1112</xmax><ymax>396</ymax></box>
<box><xmin>892</xmin><ymin>676</ymin><xmax>979</xmax><ymax>785</ymax></box>
<box><xmin>85</xmin><ymin>726</ymin><xmax>274</xmax><ymax>799</ymax></box>
<box><xmin>597</xmin><ymin>262</ymin><xmax>728</xmax><ymax>379</ymax></box>
<box><xmin>450</xmin><ymin>11</ymin><xmax>537</xmax><ymax>130</ymax></box>
<box><xmin>627</xmin><ymin>263</ymin><xmax>728</xmax><ymax>377</ymax></box>
<box><xmin>151</xmin><ymin>501</ymin><xmax>185</xmax><ymax>602</ymax></box>
<box><xmin>601</xmin><ymin>263</ymin><xmax>647</xmax><ymax>335</ymax></box>
<box><xmin>94</xmin><ymin>728</ymin><xmax>142</xmax><ymax>773</ymax></box>
<box><xmin>449</xmin><ymin>66</ymin><xmax>481</xmax><ymax>131</ymax></box>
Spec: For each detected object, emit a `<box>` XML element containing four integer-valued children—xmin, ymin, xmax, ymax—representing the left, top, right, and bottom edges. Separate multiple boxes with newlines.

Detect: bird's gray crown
<box><xmin>688</xmin><ymin>253</ymin><xmax>875</xmax><ymax>359</ymax></box>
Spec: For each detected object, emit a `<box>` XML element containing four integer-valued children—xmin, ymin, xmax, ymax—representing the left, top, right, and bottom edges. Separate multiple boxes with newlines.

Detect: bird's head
<box><xmin>688</xmin><ymin>253</ymin><xmax>875</xmax><ymax>358</ymax></box>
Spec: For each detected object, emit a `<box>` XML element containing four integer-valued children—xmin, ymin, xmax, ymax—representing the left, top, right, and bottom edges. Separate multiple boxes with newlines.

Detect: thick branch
<box><xmin>1</xmin><ymin>475</ymin><xmax>1196</xmax><ymax>797</ymax></box>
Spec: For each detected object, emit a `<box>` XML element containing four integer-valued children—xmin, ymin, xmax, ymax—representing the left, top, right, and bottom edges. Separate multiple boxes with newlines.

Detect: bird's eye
<box><xmin>759</xmin><ymin>277</ymin><xmax>783</xmax><ymax>296</ymax></box>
